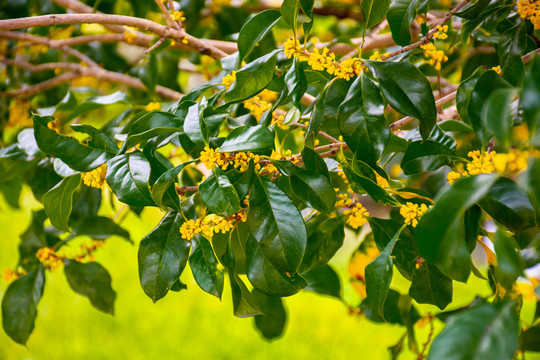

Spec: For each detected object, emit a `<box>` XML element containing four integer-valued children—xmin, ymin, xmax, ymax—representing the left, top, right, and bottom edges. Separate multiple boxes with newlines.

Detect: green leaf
<box><xmin>300</xmin><ymin>217</ymin><xmax>344</xmax><ymax>273</ymax></box>
<box><xmin>184</xmin><ymin>101</ymin><xmax>208</xmax><ymax>146</ymax></box>
<box><xmin>290</xmin><ymin>170</ymin><xmax>336</xmax><ymax>213</ymax></box>
<box><xmin>72</xmin><ymin>215</ymin><xmax>131</xmax><ymax>242</ymax></box>
<box><xmin>1</xmin><ymin>267</ymin><xmax>45</xmax><ymax>345</ymax></box>
<box><xmin>280</xmin><ymin>0</ymin><xmax>300</xmax><ymax>32</ymax></box>
<box><xmin>365</xmin><ymin>60</ymin><xmax>436</xmax><ymax>140</ymax></box>
<box><xmin>219</xmin><ymin>125</ymin><xmax>274</xmax><ymax>153</ymax></box>
<box><xmin>520</xmin><ymin>325</ymin><xmax>540</xmax><ymax>352</ymax></box>
<box><xmin>106</xmin><ymin>152</ymin><xmax>155</xmax><ymax>207</ymax></box>
<box><xmin>521</xmin><ymin>55</ymin><xmax>540</xmax><ymax>133</ymax></box>
<box><xmin>338</xmin><ymin>74</ymin><xmax>389</xmax><ymax>167</ymax></box>
<box><xmin>151</xmin><ymin>161</ymin><xmax>194</xmax><ymax>208</ymax></box>
<box><xmin>237</xmin><ymin>10</ymin><xmax>281</xmax><ymax>61</ymax></box>
<box><xmin>247</xmin><ymin>173</ymin><xmax>307</xmax><ymax>273</ymax></box>
<box><xmin>409</xmin><ymin>262</ymin><xmax>453</xmax><ymax>310</ymax></box>
<box><xmin>520</xmin><ymin>157</ymin><xmax>540</xmax><ymax>215</ymax></box>
<box><xmin>303</xmin><ymin>265</ymin><xmax>341</xmax><ymax>298</ymax></box>
<box><xmin>497</xmin><ymin>23</ymin><xmax>526</xmax><ymax>86</ymax></box>
<box><xmin>33</xmin><ymin>114</ymin><xmax>117</xmax><ymax>172</ymax></box>
<box><xmin>493</xmin><ymin>230</ymin><xmax>525</xmax><ymax>277</ymax></box>
<box><xmin>17</xmin><ymin>128</ymin><xmax>44</xmax><ymax>157</ymax></box>
<box><xmin>0</xmin><ymin>145</ymin><xmax>38</xmax><ymax>183</ymax></box>
<box><xmin>361</xmin><ymin>0</ymin><xmax>391</xmax><ymax>28</ymax></box>
<box><xmin>467</xmin><ymin>70</ymin><xmax>512</xmax><ymax>143</ymax></box>
<box><xmin>387</xmin><ymin>0</ymin><xmax>429</xmax><ymax>46</ymax></box>
<box><xmin>64</xmin><ymin>260</ymin><xmax>116</xmax><ymax>314</ymax></box>
<box><xmin>301</xmin><ymin>147</ymin><xmax>329</xmax><ymax>179</ymax></box>
<box><xmin>120</xmin><ymin>112</ymin><xmax>183</xmax><ymax>153</ymax></box>
<box><xmin>364</xmin><ymin>226</ymin><xmax>404</xmax><ymax>319</ymax></box>
<box><xmin>482</xmin><ymin>88</ymin><xmax>517</xmax><ymax>147</ymax></box>
<box><xmin>416</xmin><ymin>174</ymin><xmax>498</xmax><ymax>270</ymax></box>
<box><xmin>338</xmin><ymin>153</ymin><xmax>401</xmax><ymax>206</ymax></box>
<box><xmin>139</xmin><ymin>53</ymin><xmax>157</xmax><ymax>94</ymax></box>
<box><xmin>456</xmin><ymin>67</ymin><xmax>486</xmax><ymax>127</ymax></box>
<box><xmin>428</xmin><ymin>301</ymin><xmax>519</xmax><ymax>360</ymax></box>
<box><xmin>42</xmin><ymin>174</ymin><xmax>81</xmax><ymax>232</ymax></box>
<box><xmin>65</xmin><ymin>91</ymin><xmax>129</xmax><ymax>122</ymax></box>
<box><xmin>478</xmin><ymin>177</ymin><xmax>537</xmax><ymax>232</ymax></box>
<box><xmin>453</xmin><ymin>0</ymin><xmax>490</xmax><ymax>19</ymax></box>
<box><xmin>229</xmin><ymin>274</ymin><xmax>262</xmax><ymax>318</ymax></box>
<box><xmin>401</xmin><ymin>140</ymin><xmax>460</xmax><ymax>175</ymax></box>
<box><xmin>189</xmin><ymin>235</ymin><xmax>224</xmax><ymax>299</ymax></box>
<box><xmin>285</xmin><ymin>58</ymin><xmax>307</xmax><ymax>108</ymax></box>
<box><xmin>253</xmin><ymin>289</ymin><xmax>287</xmax><ymax>340</ymax></box>
<box><xmin>299</xmin><ymin>0</ymin><xmax>315</xmax><ymax>35</ymax></box>
<box><xmin>138</xmin><ymin>211</ymin><xmax>191</xmax><ymax>302</ymax></box>
<box><xmin>305</xmin><ymin>85</ymin><xmax>329</xmax><ymax>140</ymax></box>
<box><xmin>199</xmin><ymin>167</ymin><xmax>241</xmax><ymax>217</ymax></box>
<box><xmin>246</xmin><ymin>234</ymin><xmax>307</xmax><ymax>297</ymax></box>
<box><xmin>224</xmin><ymin>50</ymin><xmax>280</xmax><ymax>103</ymax></box>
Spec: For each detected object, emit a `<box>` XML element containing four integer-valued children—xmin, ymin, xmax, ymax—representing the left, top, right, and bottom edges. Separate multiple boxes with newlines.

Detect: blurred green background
<box><xmin>0</xmin><ymin>189</ymin><xmax>538</xmax><ymax>360</ymax></box>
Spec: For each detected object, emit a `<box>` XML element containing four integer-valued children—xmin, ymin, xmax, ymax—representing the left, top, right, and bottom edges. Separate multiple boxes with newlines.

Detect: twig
<box><xmin>0</xmin><ymin>72</ymin><xmax>80</xmax><ymax>96</ymax></box>
<box><xmin>293</xmin><ymin>123</ymin><xmax>340</xmax><ymax>143</ymax></box>
<box><xmin>144</xmin><ymin>36</ymin><xmax>167</xmax><ymax>54</ymax></box>
<box><xmin>153</xmin><ymin>0</ymin><xmax>180</xmax><ymax>30</ymax></box>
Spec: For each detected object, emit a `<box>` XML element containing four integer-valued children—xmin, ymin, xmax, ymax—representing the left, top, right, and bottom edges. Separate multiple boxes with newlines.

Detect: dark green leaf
<box><xmin>301</xmin><ymin>147</ymin><xmax>329</xmax><ymax>179</ymax></box>
<box><xmin>482</xmin><ymin>88</ymin><xmax>517</xmax><ymax>147</ymax></box>
<box><xmin>138</xmin><ymin>53</ymin><xmax>157</xmax><ymax>94</ymax></box>
<box><xmin>453</xmin><ymin>0</ymin><xmax>490</xmax><ymax>19</ymax></box>
<box><xmin>64</xmin><ymin>260</ymin><xmax>116</xmax><ymax>314</ymax></box>
<box><xmin>65</xmin><ymin>91</ymin><xmax>129</xmax><ymax>122</ymax></box>
<box><xmin>33</xmin><ymin>115</ymin><xmax>117</xmax><ymax>172</ymax></box>
<box><xmin>305</xmin><ymin>85</ymin><xmax>329</xmax><ymax>140</ymax></box>
<box><xmin>219</xmin><ymin>125</ymin><xmax>274</xmax><ymax>153</ymax></box>
<box><xmin>364</xmin><ymin>226</ymin><xmax>403</xmax><ymax>319</ymax></box>
<box><xmin>280</xmin><ymin>0</ymin><xmax>300</xmax><ymax>31</ymax></box>
<box><xmin>247</xmin><ymin>173</ymin><xmax>307</xmax><ymax>273</ymax></box>
<box><xmin>401</xmin><ymin>140</ymin><xmax>459</xmax><ymax>175</ymax></box>
<box><xmin>497</xmin><ymin>23</ymin><xmax>526</xmax><ymax>86</ymax></box>
<box><xmin>285</xmin><ymin>58</ymin><xmax>307</xmax><ymax>108</ymax></box>
<box><xmin>189</xmin><ymin>235</ymin><xmax>224</xmax><ymax>299</ymax></box>
<box><xmin>521</xmin><ymin>55</ymin><xmax>540</xmax><ymax>133</ymax></box>
<box><xmin>72</xmin><ymin>216</ymin><xmax>131</xmax><ymax>242</ymax></box>
<box><xmin>303</xmin><ymin>265</ymin><xmax>341</xmax><ymax>298</ymax></box>
<box><xmin>120</xmin><ymin>112</ymin><xmax>183</xmax><ymax>153</ymax></box>
<box><xmin>338</xmin><ymin>74</ymin><xmax>389</xmax><ymax>167</ymax></box>
<box><xmin>229</xmin><ymin>274</ymin><xmax>262</xmax><ymax>318</ymax></box>
<box><xmin>366</xmin><ymin>60</ymin><xmax>436</xmax><ymax>140</ymax></box>
<box><xmin>1</xmin><ymin>267</ymin><xmax>45</xmax><ymax>345</ymax></box>
<box><xmin>520</xmin><ymin>325</ymin><xmax>540</xmax><ymax>352</ymax></box>
<box><xmin>253</xmin><ymin>289</ymin><xmax>287</xmax><ymax>340</ymax></box>
<box><xmin>428</xmin><ymin>301</ymin><xmax>519</xmax><ymax>360</ymax></box>
<box><xmin>184</xmin><ymin>101</ymin><xmax>208</xmax><ymax>146</ymax></box>
<box><xmin>246</xmin><ymin>234</ymin><xmax>307</xmax><ymax>297</ymax></box>
<box><xmin>199</xmin><ymin>167</ymin><xmax>241</xmax><ymax>217</ymax></box>
<box><xmin>237</xmin><ymin>10</ymin><xmax>281</xmax><ymax>61</ymax></box>
<box><xmin>493</xmin><ymin>230</ymin><xmax>525</xmax><ymax>277</ymax></box>
<box><xmin>387</xmin><ymin>0</ymin><xmax>429</xmax><ymax>46</ymax></box>
<box><xmin>300</xmin><ymin>217</ymin><xmax>344</xmax><ymax>273</ymax></box>
<box><xmin>151</xmin><ymin>160</ymin><xmax>194</xmax><ymax>208</ymax></box>
<box><xmin>290</xmin><ymin>170</ymin><xmax>336</xmax><ymax>213</ymax></box>
<box><xmin>138</xmin><ymin>211</ymin><xmax>191</xmax><ymax>302</ymax></box>
<box><xmin>409</xmin><ymin>262</ymin><xmax>453</xmax><ymax>310</ymax></box>
<box><xmin>42</xmin><ymin>174</ymin><xmax>81</xmax><ymax>232</ymax></box>
<box><xmin>106</xmin><ymin>152</ymin><xmax>155</xmax><ymax>207</ymax></box>
<box><xmin>361</xmin><ymin>0</ymin><xmax>391</xmax><ymax>28</ymax></box>
<box><xmin>456</xmin><ymin>67</ymin><xmax>485</xmax><ymax>127</ymax></box>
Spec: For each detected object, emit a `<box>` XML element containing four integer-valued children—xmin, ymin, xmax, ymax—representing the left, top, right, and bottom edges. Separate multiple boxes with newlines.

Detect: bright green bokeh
<box><xmin>0</xmin><ymin>189</ymin><xmax>538</xmax><ymax>360</ymax></box>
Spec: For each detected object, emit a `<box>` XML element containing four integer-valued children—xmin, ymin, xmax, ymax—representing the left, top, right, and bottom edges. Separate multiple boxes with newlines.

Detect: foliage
<box><xmin>0</xmin><ymin>0</ymin><xmax>540</xmax><ymax>358</ymax></box>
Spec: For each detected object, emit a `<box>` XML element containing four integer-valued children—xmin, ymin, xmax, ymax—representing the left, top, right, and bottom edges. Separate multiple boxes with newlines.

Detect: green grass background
<box><xmin>0</xmin><ymin>189</ymin><xmax>538</xmax><ymax>360</ymax></box>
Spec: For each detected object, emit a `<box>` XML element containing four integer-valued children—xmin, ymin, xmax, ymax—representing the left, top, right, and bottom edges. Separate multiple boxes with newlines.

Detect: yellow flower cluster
<box><xmin>199</xmin><ymin>146</ymin><xmax>262</xmax><ymax>171</ymax></box>
<box><xmin>284</xmin><ymin>38</ymin><xmax>362</xmax><ymax>81</ymax></box>
<box><xmin>145</xmin><ymin>102</ymin><xmax>161</xmax><ymax>111</ymax></box>
<box><xmin>433</xmin><ymin>25</ymin><xmax>449</xmax><ymax>40</ymax></box>
<box><xmin>492</xmin><ymin>65</ymin><xmax>502</xmax><ymax>75</ymax></box>
<box><xmin>244</xmin><ymin>96</ymin><xmax>272</xmax><ymax>120</ymax></box>
<box><xmin>179</xmin><ymin>214</ymin><xmax>236</xmax><ymax>241</ymax></box>
<box><xmin>82</xmin><ymin>164</ymin><xmax>109</xmax><ymax>190</ymax></box>
<box><xmin>518</xmin><ymin>0</ymin><xmax>540</xmax><ymax>29</ymax></box>
<box><xmin>493</xmin><ymin>149</ymin><xmax>529</xmax><ymax>175</ymax></box>
<box><xmin>421</xmin><ymin>43</ymin><xmax>448</xmax><ymax>71</ymax></box>
<box><xmin>344</xmin><ymin>203</ymin><xmax>370</xmax><ymax>229</ymax></box>
<box><xmin>335</xmin><ymin>187</ymin><xmax>354</xmax><ymax>207</ymax></box>
<box><xmin>400</xmin><ymin>202</ymin><xmax>428</xmax><ymax>227</ymax></box>
<box><xmin>221</xmin><ymin>71</ymin><xmax>236</xmax><ymax>88</ymax></box>
<box><xmin>440</xmin><ymin>0</ymin><xmax>453</xmax><ymax>6</ymax></box>
<box><xmin>261</xmin><ymin>149</ymin><xmax>298</xmax><ymax>174</ymax></box>
<box><xmin>124</xmin><ymin>31</ymin><xmax>138</xmax><ymax>44</ymax></box>
<box><xmin>172</xmin><ymin>10</ymin><xmax>186</xmax><ymax>22</ymax></box>
<box><xmin>274</xmin><ymin>114</ymin><xmax>289</xmax><ymax>130</ymax></box>
<box><xmin>369</xmin><ymin>51</ymin><xmax>390</xmax><ymax>61</ymax></box>
<box><xmin>182</xmin><ymin>37</ymin><xmax>189</xmax><ymax>45</ymax></box>
<box><xmin>447</xmin><ymin>150</ymin><xmax>496</xmax><ymax>184</ymax></box>
<box><xmin>36</xmin><ymin>241</ymin><xmax>105</xmax><ymax>270</ymax></box>
<box><xmin>8</xmin><ymin>98</ymin><xmax>32</xmax><ymax>127</ymax></box>
<box><xmin>2</xmin><ymin>268</ymin><xmax>20</xmax><ymax>282</ymax></box>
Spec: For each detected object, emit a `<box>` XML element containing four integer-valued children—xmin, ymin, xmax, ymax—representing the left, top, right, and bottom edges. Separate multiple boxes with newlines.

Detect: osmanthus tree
<box><xmin>0</xmin><ymin>0</ymin><xmax>540</xmax><ymax>357</ymax></box>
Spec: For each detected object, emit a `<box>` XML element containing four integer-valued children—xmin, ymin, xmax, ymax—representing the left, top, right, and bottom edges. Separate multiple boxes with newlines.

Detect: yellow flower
<box><xmin>2</xmin><ymin>268</ymin><xmax>18</xmax><ymax>282</ymax></box>
<box><xmin>82</xmin><ymin>164</ymin><xmax>109</xmax><ymax>190</ymax></box>
<box><xmin>244</xmin><ymin>96</ymin><xmax>272</xmax><ymax>120</ymax></box>
<box><xmin>369</xmin><ymin>51</ymin><xmax>390</xmax><ymax>61</ymax></box>
<box><xmin>180</xmin><ymin>219</ymin><xmax>201</xmax><ymax>241</ymax></box>
<box><xmin>400</xmin><ymin>202</ymin><xmax>428</xmax><ymax>227</ymax></box>
<box><xmin>182</xmin><ymin>37</ymin><xmax>189</xmax><ymax>45</ymax></box>
<box><xmin>344</xmin><ymin>203</ymin><xmax>369</xmax><ymax>229</ymax></box>
<box><xmin>145</xmin><ymin>102</ymin><xmax>161</xmax><ymax>111</ymax></box>
<box><xmin>172</xmin><ymin>10</ymin><xmax>186</xmax><ymax>22</ymax></box>
<box><xmin>466</xmin><ymin>150</ymin><xmax>495</xmax><ymax>175</ymax></box>
<box><xmin>221</xmin><ymin>71</ymin><xmax>236</xmax><ymax>88</ymax></box>
<box><xmin>440</xmin><ymin>0</ymin><xmax>453</xmax><ymax>6</ymax></box>
<box><xmin>433</xmin><ymin>24</ymin><xmax>449</xmax><ymax>40</ymax></box>
<box><xmin>284</xmin><ymin>38</ymin><xmax>303</xmax><ymax>59</ymax></box>
<box><xmin>492</xmin><ymin>65</ymin><xmax>502</xmax><ymax>75</ymax></box>
<box><xmin>493</xmin><ymin>149</ymin><xmax>529</xmax><ymax>175</ymax></box>
<box><xmin>517</xmin><ymin>0</ymin><xmax>540</xmax><ymax>29</ymax></box>
<box><xmin>447</xmin><ymin>170</ymin><xmax>462</xmax><ymax>185</ymax></box>
<box><xmin>421</xmin><ymin>42</ymin><xmax>448</xmax><ymax>71</ymax></box>
<box><xmin>8</xmin><ymin>98</ymin><xmax>32</xmax><ymax>127</ymax></box>
<box><xmin>124</xmin><ymin>31</ymin><xmax>137</xmax><ymax>44</ymax></box>
<box><xmin>36</xmin><ymin>248</ymin><xmax>63</xmax><ymax>270</ymax></box>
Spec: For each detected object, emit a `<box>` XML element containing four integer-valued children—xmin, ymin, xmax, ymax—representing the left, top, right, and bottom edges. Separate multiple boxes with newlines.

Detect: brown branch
<box><xmin>293</xmin><ymin>122</ymin><xmax>340</xmax><ymax>143</ymax></box>
<box><xmin>0</xmin><ymin>31</ymin><xmax>98</xmax><ymax>66</ymax></box>
<box><xmin>153</xmin><ymin>0</ymin><xmax>180</xmax><ymax>30</ymax></box>
<box><xmin>245</xmin><ymin>4</ymin><xmax>363</xmax><ymax>21</ymax></box>
<box><xmin>0</xmin><ymin>59</ymin><xmax>183</xmax><ymax>100</ymax></box>
<box><xmin>0</xmin><ymin>13</ymin><xmax>228</xmax><ymax>60</ymax></box>
<box><xmin>144</xmin><ymin>36</ymin><xmax>167</xmax><ymax>54</ymax></box>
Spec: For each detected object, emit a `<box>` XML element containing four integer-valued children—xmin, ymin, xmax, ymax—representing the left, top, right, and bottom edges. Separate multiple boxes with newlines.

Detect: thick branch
<box><xmin>0</xmin><ymin>13</ymin><xmax>228</xmax><ymax>60</ymax></box>
<box><xmin>0</xmin><ymin>72</ymin><xmax>80</xmax><ymax>96</ymax></box>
